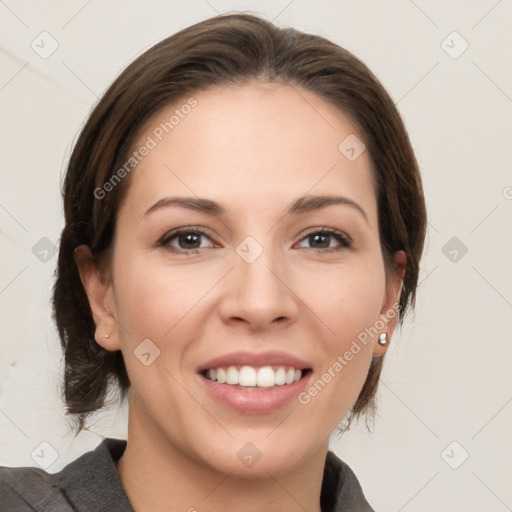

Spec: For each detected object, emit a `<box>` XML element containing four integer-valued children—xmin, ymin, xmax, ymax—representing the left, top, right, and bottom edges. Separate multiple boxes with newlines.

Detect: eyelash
<box><xmin>159</xmin><ymin>227</ymin><xmax>352</xmax><ymax>254</ymax></box>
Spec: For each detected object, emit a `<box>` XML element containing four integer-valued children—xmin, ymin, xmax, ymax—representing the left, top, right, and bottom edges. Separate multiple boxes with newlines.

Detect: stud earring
<box><xmin>378</xmin><ymin>333</ymin><xmax>388</xmax><ymax>346</ymax></box>
<box><xmin>104</xmin><ymin>333</ymin><xmax>110</xmax><ymax>339</ymax></box>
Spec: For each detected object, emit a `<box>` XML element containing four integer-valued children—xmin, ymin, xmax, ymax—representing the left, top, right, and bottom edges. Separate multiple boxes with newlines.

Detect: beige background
<box><xmin>1</xmin><ymin>1</ymin><xmax>511</xmax><ymax>510</ymax></box>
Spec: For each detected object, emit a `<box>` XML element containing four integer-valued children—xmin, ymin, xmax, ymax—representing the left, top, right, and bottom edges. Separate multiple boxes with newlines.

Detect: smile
<box><xmin>197</xmin><ymin>350</ymin><xmax>313</xmax><ymax>411</ymax></box>
<box><xmin>202</xmin><ymin>365</ymin><xmax>305</xmax><ymax>390</ymax></box>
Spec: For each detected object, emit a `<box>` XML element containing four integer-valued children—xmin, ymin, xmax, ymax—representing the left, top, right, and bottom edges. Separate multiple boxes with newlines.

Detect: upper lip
<box><xmin>197</xmin><ymin>351</ymin><xmax>312</xmax><ymax>373</ymax></box>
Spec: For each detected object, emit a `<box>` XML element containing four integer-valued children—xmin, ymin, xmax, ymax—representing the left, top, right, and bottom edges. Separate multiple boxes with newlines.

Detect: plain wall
<box><xmin>1</xmin><ymin>1</ymin><xmax>511</xmax><ymax>510</ymax></box>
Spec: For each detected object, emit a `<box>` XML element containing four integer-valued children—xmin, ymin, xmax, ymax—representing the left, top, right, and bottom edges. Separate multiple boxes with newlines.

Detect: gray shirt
<box><xmin>0</xmin><ymin>438</ymin><xmax>375</xmax><ymax>511</ymax></box>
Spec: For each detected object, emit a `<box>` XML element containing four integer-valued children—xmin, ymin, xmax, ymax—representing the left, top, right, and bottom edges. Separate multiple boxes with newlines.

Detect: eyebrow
<box><xmin>144</xmin><ymin>194</ymin><xmax>369</xmax><ymax>224</ymax></box>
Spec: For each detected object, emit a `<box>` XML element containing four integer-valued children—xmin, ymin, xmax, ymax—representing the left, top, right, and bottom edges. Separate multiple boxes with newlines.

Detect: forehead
<box><xmin>120</xmin><ymin>82</ymin><xmax>376</xmax><ymax>223</ymax></box>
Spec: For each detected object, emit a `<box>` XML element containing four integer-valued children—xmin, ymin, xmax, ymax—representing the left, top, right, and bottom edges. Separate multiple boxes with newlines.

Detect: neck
<box><xmin>116</xmin><ymin>397</ymin><xmax>326</xmax><ymax>512</ymax></box>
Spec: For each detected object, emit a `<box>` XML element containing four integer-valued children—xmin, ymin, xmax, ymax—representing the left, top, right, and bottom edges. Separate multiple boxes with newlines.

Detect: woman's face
<box><xmin>83</xmin><ymin>82</ymin><xmax>404</xmax><ymax>476</ymax></box>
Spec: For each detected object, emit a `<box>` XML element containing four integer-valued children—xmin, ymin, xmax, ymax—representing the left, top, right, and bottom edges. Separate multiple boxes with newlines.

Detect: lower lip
<box><xmin>199</xmin><ymin>372</ymin><xmax>312</xmax><ymax>413</ymax></box>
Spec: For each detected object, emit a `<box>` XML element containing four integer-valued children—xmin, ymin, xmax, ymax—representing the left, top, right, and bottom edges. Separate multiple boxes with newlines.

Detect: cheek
<box><xmin>305</xmin><ymin>257</ymin><xmax>385</xmax><ymax>341</ymax></box>
<box><xmin>301</xmin><ymin>259</ymin><xmax>384</xmax><ymax>403</ymax></box>
<box><xmin>110</xmin><ymin>252</ymin><xmax>202</xmax><ymax>412</ymax></box>
<box><xmin>111</xmin><ymin>250</ymin><xmax>203</xmax><ymax>340</ymax></box>
<box><xmin>110</xmin><ymin>251</ymin><xmax>219</xmax><ymax>391</ymax></box>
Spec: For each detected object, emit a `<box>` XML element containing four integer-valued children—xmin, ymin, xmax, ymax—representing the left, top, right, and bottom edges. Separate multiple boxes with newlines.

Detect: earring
<box><xmin>378</xmin><ymin>333</ymin><xmax>388</xmax><ymax>346</ymax></box>
<box><xmin>104</xmin><ymin>333</ymin><xmax>110</xmax><ymax>339</ymax></box>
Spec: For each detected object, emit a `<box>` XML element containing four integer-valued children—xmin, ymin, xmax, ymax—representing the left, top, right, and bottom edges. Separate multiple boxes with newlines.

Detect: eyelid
<box><xmin>300</xmin><ymin>226</ymin><xmax>351</xmax><ymax>242</ymax></box>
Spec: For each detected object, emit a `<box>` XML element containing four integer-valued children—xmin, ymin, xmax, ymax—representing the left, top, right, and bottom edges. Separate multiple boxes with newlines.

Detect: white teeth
<box><xmin>205</xmin><ymin>365</ymin><xmax>305</xmax><ymax>388</ymax></box>
<box><xmin>275</xmin><ymin>367</ymin><xmax>286</xmax><ymax>385</ymax></box>
<box><xmin>226</xmin><ymin>366</ymin><xmax>239</xmax><ymax>385</ymax></box>
<box><xmin>216</xmin><ymin>368</ymin><xmax>226</xmax><ymax>383</ymax></box>
<box><xmin>239</xmin><ymin>366</ymin><xmax>257</xmax><ymax>386</ymax></box>
<box><xmin>256</xmin><ymin>366</ymin><xmax>275</xmax><ymax>387</ymax></box>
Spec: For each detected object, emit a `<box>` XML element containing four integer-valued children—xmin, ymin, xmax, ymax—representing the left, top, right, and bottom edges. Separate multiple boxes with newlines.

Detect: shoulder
<box><xmin>0</xmin><ymin>463</ymin><xmax>62</xmax><ymax>511</ymax></box>
<box><xmin>321</xmin><ymin>450</ymin><xmax>375</xmax><ymax>512</ymax></box>
<box><xmin>0</xmin><ymin>438</ymin><xmax>133</xmax><ymax>512</ymax></box>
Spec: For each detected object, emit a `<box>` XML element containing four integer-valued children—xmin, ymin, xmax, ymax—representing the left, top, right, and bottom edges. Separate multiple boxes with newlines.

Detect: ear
<box><xmin>74</xmin><ymin>245</ymin><xmax>121</xmax><ymax>351</ymax></box>
<box><xmin>372</xmin><ymin>250</ymin><xmax>407</xmax><ymax>357</ymax></box>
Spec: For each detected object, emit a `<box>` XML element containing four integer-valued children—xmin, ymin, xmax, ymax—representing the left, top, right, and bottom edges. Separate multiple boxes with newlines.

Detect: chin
<box><xmin>190</xmin><ymin>434</ymin><xmax>315</xmax><ymax>478</ymax></box>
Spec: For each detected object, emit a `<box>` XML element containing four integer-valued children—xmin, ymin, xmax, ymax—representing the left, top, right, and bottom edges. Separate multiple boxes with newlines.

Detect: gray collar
<box><xmin>1</xmin><ymin>438</ymin><xmax>374</xmax><ymax>511</ymax></box>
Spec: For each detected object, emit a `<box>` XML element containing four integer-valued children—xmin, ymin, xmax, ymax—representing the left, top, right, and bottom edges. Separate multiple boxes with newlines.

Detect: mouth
<box><xmin>197</xmin><ymin>351</ymin><xmax>313</xmax><ymax>412</ymax></box>
<box><xmin>200</xmin><ymin>365</ymin><xmax>312</xmax><ymax>391</ymax></box>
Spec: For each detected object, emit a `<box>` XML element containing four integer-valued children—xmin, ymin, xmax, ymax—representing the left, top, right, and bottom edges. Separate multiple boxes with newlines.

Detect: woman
<box><xmin>0</xmin><ymin>12</ymin><xmax>426</xmax><ymax>511</ymax></box>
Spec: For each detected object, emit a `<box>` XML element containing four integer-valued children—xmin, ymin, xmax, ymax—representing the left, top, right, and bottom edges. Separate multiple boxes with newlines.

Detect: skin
<box><xmin>75</xmin><ymin>81</ymin><xmax>405</xmax><ymax>512</ymax></box>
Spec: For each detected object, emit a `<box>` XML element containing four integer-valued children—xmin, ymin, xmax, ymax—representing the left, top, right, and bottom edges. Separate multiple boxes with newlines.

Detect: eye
<box><xmin>296</xmin><ymin>228</ymin><xmax>351</xmax><ymax>251</ymax></box>
<box><xmin>159</xmin><ymin>226</ymin><xmax>351</xmax><ymax>254</ymax></box>
<box><xmin>160</xmin><ymin>228</ymin><xmax>215</xmax><ymax>253</ymax></box>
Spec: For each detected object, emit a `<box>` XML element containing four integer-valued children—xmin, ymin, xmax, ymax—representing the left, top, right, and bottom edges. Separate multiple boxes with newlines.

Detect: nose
<box><xmin>218</xmin><ymin>245</ymin><xmax>300</xmax><ymax>332</ymax></box>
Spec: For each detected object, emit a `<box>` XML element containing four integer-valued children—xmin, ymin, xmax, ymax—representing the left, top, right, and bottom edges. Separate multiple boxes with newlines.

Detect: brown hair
<box><xmin>53</xmin><ymin>12</ymin><xmax>426</xmax><ymax>434</ymax></box>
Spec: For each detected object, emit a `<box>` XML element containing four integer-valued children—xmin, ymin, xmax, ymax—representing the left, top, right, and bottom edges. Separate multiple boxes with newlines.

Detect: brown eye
<box><xmin>161</xmin><ymin>229</ymin><xmax>214</xmax><ymax>252</ymax></box>
<box><xmin>297</xmin><ymin>229</ymin><xmax>351</xmax><ymax>251</ymax></box>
